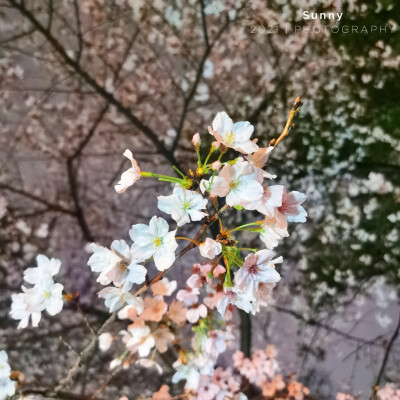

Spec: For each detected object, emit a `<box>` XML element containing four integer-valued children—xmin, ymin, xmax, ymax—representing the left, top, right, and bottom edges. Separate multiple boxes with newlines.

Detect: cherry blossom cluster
<box><xmin>0</xmin><ymin>351</ymin><xmax>15</xmax><ymax>400</ymax></box>
<box><xmin>147</xmin><ymin>345</ymin><xmax>310</xmax><ymax>400</ymax></box>
<box><xmin>9</xmin><ymin>255</ymin><xmax>64</xmax><ymax>329</ymax></box>
<box><xmin>7</xmin><ymin>108</ymin><xmax>309</xmax><ymax>398</ymax></box>
<box><xmin>92</xmin><ymin>109</ymin><xmax>308</xmax><ymax>397</ymax></box>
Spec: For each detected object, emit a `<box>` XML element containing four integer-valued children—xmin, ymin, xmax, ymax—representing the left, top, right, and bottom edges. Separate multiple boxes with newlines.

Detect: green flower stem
<box><xmin>172</xmin><ymin>165</ymin><xmax>186</xmax><ymax>179</ymax></box>
<box><xmin>203</xmin><ymin>145</ymin><xmax>214</xmax><ymax>166</ymax></box>
<box><xmin>223</xmin><ymin>256</ymin><xmax>233</xmax><ymax>288</ymax></box>
<box><xmin>227</xmin><ymin>221</ymin><xmax>263</xmax><ymax>233</ymax></box>
<box><xmin>140</xmin><ymin>171</ymin><xmax>183</xmax><ymax>183</ymax></box>
<box><xmin>238</xmin><ymin>248</ymin><xmax>258</xmax><ymax>252</ymax></box>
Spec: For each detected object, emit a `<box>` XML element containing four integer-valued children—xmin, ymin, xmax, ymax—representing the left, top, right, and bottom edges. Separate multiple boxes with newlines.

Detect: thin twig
<box><xmin>370</xmin><ymin>306</ymin><xmax>400</xmax><ymax>399</ymax></box>
<box><xmin>273</xmin><ymin>96</ymin><xmax>303</xmax><ymax>147</ymax></box>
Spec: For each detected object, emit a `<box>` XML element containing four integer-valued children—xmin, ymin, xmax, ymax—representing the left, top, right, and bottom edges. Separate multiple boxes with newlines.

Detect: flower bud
<box><xmin>211</xmin><ymin>141</ymin><xmax>221</xmax><ymax>150</ymax></box>
<box><xmin>192</xmin><ymin>133</ymin><xmax>201</xmax><ymax>149</ymax></box>
<box><xmin>211</xmin><ymin>161</ymin><xmax>221</xmax><ymax>171</ymax></box>
<box><xmin>196</xmin><ymin>167</ymin><xmax>205</xmax><ymax>176</ymax></box>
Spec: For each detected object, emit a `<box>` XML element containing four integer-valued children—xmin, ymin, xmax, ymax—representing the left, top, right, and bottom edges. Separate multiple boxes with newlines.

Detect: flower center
<box><xmin>248</xmin><ymin>263</ymin><xmax>259</xmax><ymax>275</ymax></box>
<box><xmin>153</xmin><ymin>237</ymin><xmax>163</xmax><ymax>247</ymax></box>
<box><xmin>224</xmin><ymin>132</ymin><xmax>235</xmax><ymax>145</ymax></box>
<box><xmin>229</xmin><ymin>179</ymin><xmax>240</xmax><ymax>190</ymax></box>
<box><xmin>182</xmin><ymin>200</ymin><xmax>191</xmax><ymax>211</ymax></box>
<box><xmin>44</xmin><ymin>291</ymin><xmax>51</xmax><ymax>299</ymax></box>
<box><xmin>120</xmin><ymin>262</ymin><xmax>128</xmax><ymax>271</ymax></box>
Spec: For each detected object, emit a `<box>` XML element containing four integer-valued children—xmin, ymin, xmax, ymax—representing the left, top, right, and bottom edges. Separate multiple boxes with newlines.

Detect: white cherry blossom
<box><xmin>199</xmin><ymin>238</ymin><xmax>222</xmax><ymax>259</ymax></box>
<box><xmin>23</xmin><ymin>254</ymin><xmax>61</xmax><ymax>285</ymax></box>
<box><xmin>98</xmin><ymin>286</ymin><xmax>143</xmax><ymax>312</ymax></box>
<box><xmin>246</xmin><ymin>185</ymin><xmax>285</xmax><ymax>216</ymax></box>
<box><xmin>186</xmin><ymin>304</ymin><xmax>207</xmax><ymax>323</ymax></box>
<box><xmin>88</xmin><ymin>240</ymin><xmax>147</xmax><ymax>288</ymax></box>
<box><xmin>0</xmin><ymin>351</ymin><xmax>15</xmax><ymax>399</ymax></box>
<box><xmin>209</xmin><ymin>112</ymin><xmax>258</xmax><ymax>154</ymax></box>
<box><xmin>10</xmin><ymin>280</ymin><xmax>64</xmax><ymax>329</ymax></box>
<box><xmin>217</xmin><ymin>286</ymin><xmax>255</xmax><ymax>317</ymax></box>
<box><xmin>123</xmin><ymin>325</ymin><xmax>155</xmax><ymax>357</ymax></box>
<box><xmin>130</xmin><ymin>216</ymin><xmax>178</xmax><ymax>271</ymax></box>
<box><xmin>208</xmin><ymin>161</ymin><xmax>263</xmax><ymax>207</ymax></box>
<box><xmin>158</xmin><ymin>185</ymin><xmax>208</xmax><ymax>227</ymax></box>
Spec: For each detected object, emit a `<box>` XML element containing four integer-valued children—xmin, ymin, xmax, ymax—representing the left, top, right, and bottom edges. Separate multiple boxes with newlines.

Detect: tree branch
<box><xmin>8</xmin><ymin>0</ymin><xmax>181</xmax><ymax>170</ymax></box>
<box><xmin>370</xmin><ymin>306</ymin><xmax>400</xmax><ymax>399</ymax></box>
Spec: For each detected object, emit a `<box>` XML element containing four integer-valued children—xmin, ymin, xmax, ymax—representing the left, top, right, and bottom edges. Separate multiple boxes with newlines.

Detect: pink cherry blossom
<box><xmin>245</xmin><ymin>146</ymin><xmax>276</xmax><ymax>179</ymax></box>
<box><xmin>152</xmin><ymin>327</ymin><xmax>175</xmax><ymax>353</ymax></box>
<box><xmin>152</xmin><ymin>385</ymin><xmax>172</xmax><ymax>400</ymax></box>
<box><xmin>211</xmin><ymin>160</ymin><xmax>221</xmax><ymax>171</ymax></box>
<box><xmin>176</xmin><ymin>286</ymin><xmax>200</xmax><ymax>306</ymax></box>
<box><xmin>141</xmin><ymin>296</ymin><xmax>168</xmax><ymax>322</ymax></box>
<box><xmin>115</xmin><ymin>149</ymin><xmax>141</xmax><ymax>193</ymax></box>
<box><xmin>234</xmin><ymin>249</ymin><xmax>282</xmax><ymax>298</ymax></box>
<box><xmin>274</xmin><ymin>188</ymin><xmax>307</xmax><ymax>229</ymax></box>
<box><xmin>167</xmin><ymin>300</ymin><xmax>187</xmax><ymax>326</ymax></box>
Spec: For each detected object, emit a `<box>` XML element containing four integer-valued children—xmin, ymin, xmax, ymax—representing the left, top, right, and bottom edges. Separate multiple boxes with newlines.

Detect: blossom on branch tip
<box><xmin>199</xmin><ymin>238</ymin><xmax>222</xmax><ymax>259</ymax></box>
<box><xmin>130</xmin><ymin>216</ymin><xmax>178</xmax><ymax>271</ymax></box>
<box><xmin>209</xmin><ymin>112</ymin><xmax>259</xmax><ymax>154</ymax></box>
<box><xmin>152</xmin><ymin>327</ymin><xmax>175</xmax><ymax>353</ymax></box>
<box><xmin>115</xmin><ymin>149</ymin><xmax>141</xmax><ymax>193</ymax></box>
<box><xmin>260</xmin><ymin>219</ymin><xmax>289</xmax><ymax>250</ymax></box>
<box><xmin>167</xmin><ymin>300</ymin><xmax>187</xmax><ymax>326</ymax></box>
<box><xmin>192</xmin><ymin>132</ymin><xmax>201</xmax><ymax>148</ymax></box>
<box><xmin>157</xmin><ymin>186</ymin><xmax>207</xmax><ymax>227</ymax></box>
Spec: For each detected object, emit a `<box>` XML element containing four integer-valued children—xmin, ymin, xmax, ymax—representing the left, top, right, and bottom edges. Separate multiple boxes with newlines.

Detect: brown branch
<box><xmin>370</xmin><ymin>306</ymin><xmax>400</xmax><ymax>399</ymax></box>
<box><xmin>0</xmin><ymin>183</ymin><xmax>75</xmax><ymax>216</ymax></box>
<box><xmin>273</xmin><ymin>305</ymin><xmax>387</xmax><ymax>347</ymax></box>
<box><xmin>54</xmin><ymin>312</ymin><xmax>116</xmax><ymax>392</ymax></box>
<box><xmin>273</xmin><ymin>96</ymin><xmax>303</xmax><ymax>147</ymax></box>
<box><xmin>171</xmin><ymin>6</ymin><xmax>244</xmax><ymax>151</ymax></box>
<box><xmin>66</xmin><ymin>104</ymin><xmax>109</xmax><ymax>242</ymax></box>
<box><xmin>8</xmin><ymin>0</ymin><xmax>182</xmax><ymax>171</ymax></box>
<box><xmin>21</xmin><ymin>389</ymin><xmax>91</xmax><ymax>400</ymax></box>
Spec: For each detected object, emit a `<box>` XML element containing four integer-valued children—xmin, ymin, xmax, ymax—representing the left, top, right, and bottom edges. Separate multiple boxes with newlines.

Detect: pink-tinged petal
<box><xmin>213</xmin><ymin>264</ymin><xmax>226</xmax><ymax>277</ymax></box>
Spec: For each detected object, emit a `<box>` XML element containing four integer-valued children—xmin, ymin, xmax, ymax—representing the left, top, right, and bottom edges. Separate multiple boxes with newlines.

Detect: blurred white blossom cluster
<box><xmin>10</xmin><ymin>255</ymin><xmax>64</xmax><ymax>329</ymax></box>
<box><xmin>0</xmin><ymin>351</ymin><xmax>15</xmax><ymax>400</ymax></box>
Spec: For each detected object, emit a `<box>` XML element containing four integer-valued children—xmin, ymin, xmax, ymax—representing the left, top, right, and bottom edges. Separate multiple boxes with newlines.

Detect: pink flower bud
<box><xmin>192</xmin><ymin>133</ymin><xmax>201</xmax><ymax>147</ymax></box>
<box><xmin>211</xmin><ymin>161</ymin><xmax>221</xmax><ymax>171</ymax></box>
<box><xmin>212</xmin><ymin>141</ymin><xmax>221</xmax><ymax>149</ymax></box>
